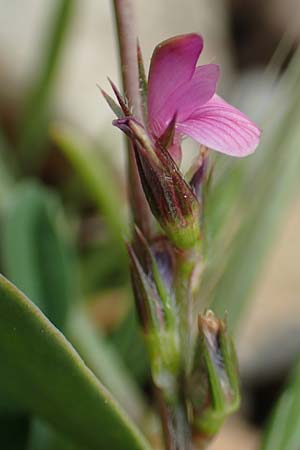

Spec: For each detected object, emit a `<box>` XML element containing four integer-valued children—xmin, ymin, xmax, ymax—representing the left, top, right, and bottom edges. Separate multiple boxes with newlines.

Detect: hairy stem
<box><xmin>112</xmin><ymin>0</ymin><xmax>151</xmax><ymax>237</ymax></box>
<box><xmin>155</xmin><ymin>386</ymin><xmax>194</xmax><ymax>450</ymax></box>
<box><xmin>174</xmin><ymin>245</ymin><xmax>201</xmax><ymax>373</ymax></box>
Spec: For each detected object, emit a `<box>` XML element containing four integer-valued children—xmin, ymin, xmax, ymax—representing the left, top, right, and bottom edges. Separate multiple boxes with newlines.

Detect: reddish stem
<box><xmin>112</xmin><ymin>0</ymin><xmax>151</xmax><ymax>237</ymax></box>
<box><xmin>111</xmin><ymin>3</ymin><xmax>195</xmax><ymax>450</ymax></box>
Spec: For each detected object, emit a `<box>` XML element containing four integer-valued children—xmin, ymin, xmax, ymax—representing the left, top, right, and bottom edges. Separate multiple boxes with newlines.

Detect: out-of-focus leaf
<box><xmin>261</xmin><ymin>363</ymin><xmax>300</xmax><ymax>450</ymax></box>
<box><xmin>0</xmin><ymin>275</ymin><xmax>151</xmax><ymax>450</ymax></box>
<box><xmin>207</xmin><ymin>97</ymin><xmax>300</xmax><ymax>328</ymax></box>
<box><xmin>1</xmin><ymin>182</ymin><xmax>75</xmax><ymax>330</ymax></box>
<box><xmin>0</xmin><ymin>127</ymin><xmax>14</xmax><ymax>200</ymax></box>
<box><xmin>80</xmin><ymin>239</ymin><xmax>128</xmax><ymax>294</ymax></box>
<box><xmin>0</xmin><ymin>182</ymin><xmax>145</xmax><ymax>422</ymax></box>
<box><xmin>203</xmin><ymin>159</ymin><xmax>242</xmax><ymax>248</ymax></box>
<box><xmin>0</xmin><ymin>415</ymin><xmax>29</xmax><ymax>450</ymax></box>
<box><xmin>66</xmin><ymin>306</ymin><xmax>147</xmax><ymax>424</ymax></box>
<box><xmin>109</xmin><ymin>308</ymin><xmax>150</xmax><ymax>383</ymax></box>
<box><xmin>18</xmin><ymin>0</ymin><xmax>76</xmax><ymax>165</ymax></box>
<box><xmin>0</xmin><ymin>181</ymin><xmax>75</xmax><ymax>413</ymax></box>
<box><xmin>28</xmin><ymin>418</ymin><xmax>83</xmax><ymax>450</ymax></box>
<box><xmin>51</xmin><ymin>124</ymin><xmax>126</xmax><ymax>242</ymax></box>
<box><xmin>201</xmin><ymin>51</ymin><xmax>300</xmax><ymax>329</ymax></box>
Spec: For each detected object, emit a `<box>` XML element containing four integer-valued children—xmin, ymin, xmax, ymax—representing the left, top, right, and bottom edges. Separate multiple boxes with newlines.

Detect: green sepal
<box><xmin>137</xmin><ymin>41</ymin><xmax>148</xmax><ymax>123</ymax></box>
<box><xmin>127</xmin><ymin>242</ymin><xmax>164</xmax><ymax>331</ymax></box>
<box><xmin>127</xmin><ymin>231</ymin><xmax>180</xmax><ymax>398</ymax></box>
<box><xmin>187</xmin><ymin>310</ymin><xmax>240</xmax><ymax>437</ymax></box>
<box><xmin>133</xmin><ymin>227</ymin><xmax>176</xmax><ymax>329</ymax></box>
<box><xmin>100</xmin><ymin>87</ymin><xmax>123</xmax><ymax>118</ymax></box>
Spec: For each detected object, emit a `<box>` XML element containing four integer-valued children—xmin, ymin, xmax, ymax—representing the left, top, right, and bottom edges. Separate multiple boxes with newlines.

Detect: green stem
<box><xmin>155</xmin><ymin>386</ymin><xmax>194</xmax><ymax>450</ymax></box>
<box><xmin>174</xmin><ymin>245</ymin><xmax>201</xmax><ymax>373</ymax></box>
<box><xmin>111</xmin><ymin>0</ymin><xmax>152</xmax><ymax>238</ymax></box>
<box><xmin>153</xmin><ymin>245</ymin><xmax>202</xmax><ymax>450</ymax></box>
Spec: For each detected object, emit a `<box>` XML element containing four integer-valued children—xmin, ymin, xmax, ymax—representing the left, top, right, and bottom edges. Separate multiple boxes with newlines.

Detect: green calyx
<box><xmin>187</xmin><ymin>310</ymin><xmax>240</xmax><ymax>437</ymax></box>
<box><xmin>164</xmin><ymin>212</ymin><xmax>201</xmax><ymax>250</ymax></box>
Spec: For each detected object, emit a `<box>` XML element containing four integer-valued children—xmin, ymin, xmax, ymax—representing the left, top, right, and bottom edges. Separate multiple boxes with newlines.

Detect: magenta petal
<box><xmin>150</xmin><ymin>64</ymin><xmax>220</xmax><ymax>137</ymax></box>
<box><xmin>148</xmin><ymin>34</ymin><xmax>203</xmax><ymax>125</ymax></box>
<box><xmin>173</xmin><ymin>64</ymin><xmax>220</xmax><ymax>120</ymax></box>
<box><xmin>177</xmin><ymin>95</ymin><xmax>261</xmax><ymax>157</ymax></box>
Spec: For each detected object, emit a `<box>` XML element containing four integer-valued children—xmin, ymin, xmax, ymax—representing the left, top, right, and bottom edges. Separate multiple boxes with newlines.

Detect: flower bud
<box><xmin>127</xmin><ymin>230</ymin><xmax>180</xmax><ymax>399</ymax></box>
<box><xmin>187</xmin><ymin>310</ymin><xmax>240</xmax><ymax>440</ymax></box>
<box><xmin>114</xmin><ymin>117</ymin><xmax>201</xmax><ymax>250</ymax></box>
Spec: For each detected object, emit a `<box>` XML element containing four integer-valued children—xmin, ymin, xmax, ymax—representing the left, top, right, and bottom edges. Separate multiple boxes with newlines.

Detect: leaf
<box><xmin>18</xmin><ymin>0</ymin><xmax>76</xmax><ymax>166</ymax></box>
<box><xmin>202</xmin><ymin>53</ymin><xmax>300</xmax><ymax>329</ymax></box>
<box><xmin>261</xmin><ymin>363</ymin><xmax>300</xmax><ymax>450</ymax></box>
<box><xmin>109</xmin><ymin>308</ymin><xmax>150</xmax><ymax>383</ymax></box>
<box><xmin>80</xmin><ymin>238</ymin><xmax>128</xmax><ymax>294</ymax></box>
<box><xmin>1</xmin><ymin>182</ymin><xmax>75</xmax><ymax>330</ymax></box>
<box><xmin>0</xmin><ymin>182</ymin><xmax>146</xmax><ymax>422</ymax></box>
<box><xmin>0</xmin><ymin>127</ymin><xmax>14</xmax><ymax>200</ymax></box>
<box><xmin>0</xmin><ymin>275</ymin><xmax>151</xmax><ymax>450</ymax></box>
<box><xmin>51</xmin><ymin>124</ymin><xmax>126</xmax><ymax>242</ymax></box>
<box><xmin>0</xmin><ymin>415</ymin><xmax>29</xmax><ymax>450</ymax></box>
<box><xmin>28</xmin><ymin>418</ymin><xmax>83</xmax><ymax>450</ymax></box>
<box><xmin>66</xmin><ymin>306</ymin><xmax>147</xmax><ymax>424</ymax></box>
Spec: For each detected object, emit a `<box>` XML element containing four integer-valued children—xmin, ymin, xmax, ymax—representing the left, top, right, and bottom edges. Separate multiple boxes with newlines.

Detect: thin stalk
<box><xmin>174</xmin><ymin>246</ymin><xmax>201</xmax><ymax>373</ymax></box>
<box><xmin>111</xmin><ymin>2</ymin><xmax>194</xmax><ymax>449</ymax></box>
<box><xmin>153</xmin><ymin>244</ymin><xmax>201</xmax><ymax>450</ymax></box>
<box><xmin>111</xmin><ymin>0</ymin><xmax>151</xmax><ymax>238</ymax></box>
<box><xmin>155</xmin><ymin>386</ymin><xmax>193</xmax><ymax>450</ymax></box>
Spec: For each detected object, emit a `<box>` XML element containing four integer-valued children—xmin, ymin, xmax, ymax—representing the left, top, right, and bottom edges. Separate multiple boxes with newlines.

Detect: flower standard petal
<box><xmin>172</xmin><ymin>64</ymin><xmax>220</xmax><ymax>122</ymax></box>
<box><xmin>150</xmin><ymin>64</ymin><xmax>220</xmax><ymax>139</ymax></box>
<box><xmin>177</xmin><ymin>95</ymin><xmax>261</xmax><ymax>157</ymax></box>
<box><xmin>147</xmin><ymin>33</ymin><xmax>203</xmax><ymax>127</ymax></box>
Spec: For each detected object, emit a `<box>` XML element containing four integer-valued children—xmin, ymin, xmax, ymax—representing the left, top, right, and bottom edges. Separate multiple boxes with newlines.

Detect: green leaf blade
<box><xmin>0</xmin><ymin>275</ymin><xmax>151</xmax><ymax>450</ymax></box>
<box><xmin>205</xmin><ymin>71</ymin><xmax>300</xmax><ymax>330</ymax></box>
<box><xmin>1</xmin><ymin>182</ymin><xmax>75</xmax><ymax>330</ymax></box>
<box><xmin>261</xmin><ymin>364</ymin><xmax>300</xmax><ymax>450</ymax></box>
<box><xmin>51</xmin><ymin>124</ymin><xmax>126</xmax><ymax>242</ymax></box>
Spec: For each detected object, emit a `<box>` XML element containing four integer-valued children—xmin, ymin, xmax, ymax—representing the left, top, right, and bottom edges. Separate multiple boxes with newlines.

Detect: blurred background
<box><xmin>0</xmin><ymin>1</ymin><xmax>300</xmax><ymax>449</ymax></box>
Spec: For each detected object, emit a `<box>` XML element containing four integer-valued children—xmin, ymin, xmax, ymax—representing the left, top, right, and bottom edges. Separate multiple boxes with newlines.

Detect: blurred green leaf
<box><xmin>28</xmin><ymin>418</ymin><xmax>83</xmax><ymax>450</ymax></box>
<box><xmin>18</xmin><ymin>0</ymin><xmax>76</xmax><ymax>165</ymax></box>
<box><xmin>203</xmin><ymin>159</ymin><xmax>242</xmax><ymax>247</ymax></box>
<box><xmin>51</xmin><ymin>124</ymin><xmax>126</xmax><ymax>242</ymax></box>
<box><xmin>0</xmin><ymin>181</ymin><xmax>145</xmax><ymax>422</ymax></box>
<box><xmin>66</xmin><ymin>306</ymin><xmax>147</xmax><ymax>424</ymax></box>
<box><xmin>0</xmin><ymin>127</ymin><xmax>14</xmax><ymax>199</ymax></box>
<box><xmin>201</xmin><ymin>54</ymin><xmax>300</xmax><ymax>329</ymax></box>
<box><xmin>261</xmin><ymin>363</ymin><xmax>300</xmax><ymax>450</ymax></box>
<box><xmin>0</xmin><ymin>181</ymin><xmax>74</xmax><ymax>415</ymax></box>
<box><xmin>109</xmin><ymin>308</ymin><xmax>150</xmax><ymax>384</ymax></box>
<box><xmin>0</xmin><ymin>275</ymin><xmax>151</xmax><ymax>450</ymax></box>
<box><xmin>1</xmin><ymin>182</ymin><xmax>75</xmax><ymax>330</ymax></box>
<box><xmin>0</xmin><ymin>415</ymin><xmax>29</xmax><ymax>450</ymax></box>
<box><xmin>80</xmin><ymin>239</ymin><xmax>128</xmax><ymax>294</ymax></box>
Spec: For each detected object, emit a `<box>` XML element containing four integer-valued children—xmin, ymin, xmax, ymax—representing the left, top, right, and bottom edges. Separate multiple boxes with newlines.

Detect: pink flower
<box><xmin>147</xmin><ymin>33</ymin><xmax>261</xmax><ymax>160</ymax></box>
